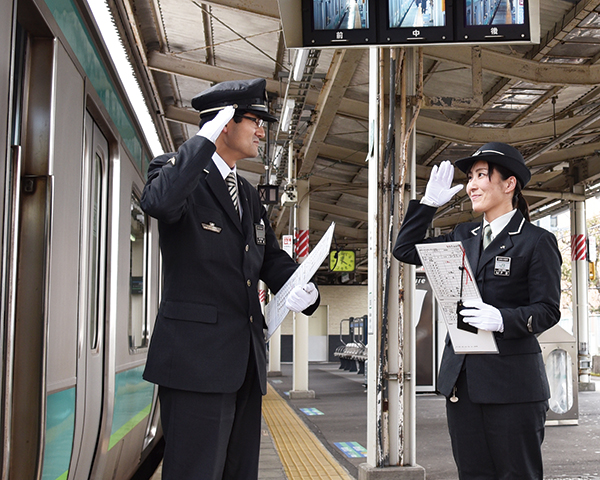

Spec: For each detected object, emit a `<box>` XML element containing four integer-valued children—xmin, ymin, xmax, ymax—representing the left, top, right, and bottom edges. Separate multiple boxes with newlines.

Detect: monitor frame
<box><xmin>454</xmin><ymin>0</ymin><xmax>540</xmax><ymax>44</ymax></box>
<box><xmin>278</xmin><ymin>0</ymin><xmax>540</xmax><ymax>49</ymax></box>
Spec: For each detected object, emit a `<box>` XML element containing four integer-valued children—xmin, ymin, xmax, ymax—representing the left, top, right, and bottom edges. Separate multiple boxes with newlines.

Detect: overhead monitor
<box><xmin>301</xmin><ymin>0</ymin><xmax>378</xmax><ymax>47</ymax></box>
<box><xmin>455</xmin><ymin>0</ymin><xmax>540</xmax><ymax>43</ymax></box>
<box><xmin>378</xmin><ymin>0</ymin><xmax>454</xmax><ymax>44</ymax></box>
<box><xmin>278</xmin><ymin>0</ymin><xmax>540</xmax><ymax>47</ymax></box>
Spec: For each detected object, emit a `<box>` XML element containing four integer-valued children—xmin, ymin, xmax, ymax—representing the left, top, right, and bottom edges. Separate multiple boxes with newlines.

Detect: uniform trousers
<box><xmin>446</xmin><ymin>370</ymin><xmax>548</xmax><ymax>480</ymax></box>
<box><xmin>158</xmin><ymin>346</ymin><xmax>262</xmax><ymax>480</ymax></box>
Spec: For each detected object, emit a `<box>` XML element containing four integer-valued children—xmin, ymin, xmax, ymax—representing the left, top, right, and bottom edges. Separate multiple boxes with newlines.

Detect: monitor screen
<box><xmin>312</xmin><ymin>0</ymin><xmax>370</xmax><ymax>30</ymax></box>
<box><xmin>388</xmin><ymin>0</ymin><xmax>446</xmax><ymax>28</ymax></box>
<box><xmin>456</xmin><ymin>0</ymin><xmax>536</xmax><ymax>43</ymax></box>
<box><xmin>465</xmin><ymin>0</ymin><xmax>525</xmax><ymax>26</ymax></box>
<box><xmin>378</xmin><ymin>0</ymin><xmax>454</xmax><ymax>44</ymax></box>
<box><xmin>302</xmin><ymin>0</ymin><xmax>377</xmax><ymax>47</ymax></box>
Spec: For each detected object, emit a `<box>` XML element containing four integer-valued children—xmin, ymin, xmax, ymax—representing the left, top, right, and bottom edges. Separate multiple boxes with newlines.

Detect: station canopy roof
<box><xmin>109</xmin><ymin>0</ymin><xmax>600</xmax><ymax>283</ymax></box>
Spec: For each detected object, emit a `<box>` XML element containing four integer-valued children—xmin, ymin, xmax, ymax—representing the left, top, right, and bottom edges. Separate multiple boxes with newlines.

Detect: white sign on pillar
<box><xmin>282</xmin><ymin>234</ymin><xmax>294</xmax><ymax>258</ymax></box>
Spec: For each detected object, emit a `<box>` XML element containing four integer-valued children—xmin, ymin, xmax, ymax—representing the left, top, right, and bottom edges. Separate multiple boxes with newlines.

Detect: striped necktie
<box><xmin>482</xmin><ymin>224</ymin><xmax>493</xmax><ymax>250</ymax></box>
<box><xmin>226</xmin><ymin>172</ymin><xmax>239</xmax><ymax>213</ymax></box>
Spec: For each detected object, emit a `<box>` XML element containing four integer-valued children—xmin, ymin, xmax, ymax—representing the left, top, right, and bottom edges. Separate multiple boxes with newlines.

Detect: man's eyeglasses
<box><xmin>236</xmin><ymin>115</ymin><xmax>265</xmax><ymax>129</ymax></box>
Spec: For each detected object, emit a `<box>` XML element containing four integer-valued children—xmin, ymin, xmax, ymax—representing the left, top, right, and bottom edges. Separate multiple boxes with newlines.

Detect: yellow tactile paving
<box><xmin>262</xmin><ymin>383</ymin><xmax>354</xmax><ymax>480</ymax></box>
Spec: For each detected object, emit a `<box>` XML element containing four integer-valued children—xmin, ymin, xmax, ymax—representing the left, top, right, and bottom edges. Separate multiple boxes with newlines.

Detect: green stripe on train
<box><xmin>109</xmin><ymin>365</ymin><xmax>156</xmax><ymax>450</ymax></box>
<box><xmin>42</xmin><ymin>388</ymin><xmax>75</xmax><ymax>480</ymax></box>
<box><xmin>41</xmin><ymin>366</ymin><xmax>155</xmax><ymax>479</ymax></box>
<box><xmin>109</xmin><ymin>403</ymin><xmax>152</xmax><ymax>450</ymax></box>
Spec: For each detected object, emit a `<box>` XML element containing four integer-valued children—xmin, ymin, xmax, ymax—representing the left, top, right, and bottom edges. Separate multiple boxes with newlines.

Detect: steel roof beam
<box><xmin>417</xmin><ymin>114</ymin><xmax>599</xmax><ymax>145</ymax></box>
<box><xmin>423</xmin><ymin>45</ymin><xmax>600</xmax><ymax>86</ymax></box>
<box><xmin>310</xmin><ymin>201</ymin><xmax>369</xmax><ymax>222</ymax></box>
<box><xmin>147</xmin><ymin>50</ymin><xmax>282</xmax><ymax>89</ymax></box>
<box><xmin>147</xmin><ymin>51</ymin><xmax>367</xmax><ymax>118</ymax></box>
<box><xmin>527</xmin><ymin>141</ymin><xmax>600</xmax><ymax>167</ymax></box>
<box><xmin>164</xmin><ymin>102</ymin><xmax>600</xmax><ymax>163</ymax></box>
<box><xmin>310</xmin><ymin>219</ymin><xmax>368</xmax><ymax>241</ymax></box>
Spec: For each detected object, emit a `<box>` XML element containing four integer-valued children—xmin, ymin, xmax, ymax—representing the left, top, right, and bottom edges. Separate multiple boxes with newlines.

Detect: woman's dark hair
<box><xmin>489</xmin><ymin>162</ymin><xmax>530</xmax><ymax>222</ymax></box>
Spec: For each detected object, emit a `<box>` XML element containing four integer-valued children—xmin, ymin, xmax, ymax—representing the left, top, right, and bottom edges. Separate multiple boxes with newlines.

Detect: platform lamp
<box><xmin>257</xmin><ymin>183</ymin><xmax>279</xmax><ymax>204</ymax></box>
<box><xmin>257</xmin><ymin>121</ymin><xmax>279</xmax><ymax>205</ymax></box>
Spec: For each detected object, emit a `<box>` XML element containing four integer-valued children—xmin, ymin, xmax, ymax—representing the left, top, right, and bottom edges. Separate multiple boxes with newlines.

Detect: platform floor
<box><xmin>151</xmin><ymin>363</ymin><xmax>600</xmax><ymax>479</ymax></box>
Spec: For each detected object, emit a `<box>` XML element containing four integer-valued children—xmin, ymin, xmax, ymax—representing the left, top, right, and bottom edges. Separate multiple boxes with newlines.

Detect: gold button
<box><xmin>245</xmin><ymin>245</ymin><xmax>249</xmax><ymax>252</ymax></box>
<box><xmin>250</xmin><ymin>316</ymin><xmax>253</xmax><ymax>323</ymax></box>
<box><xmin>247</xmin><ymin>279</ymin><xmax>252</xmax><ymax>287</ymax></box>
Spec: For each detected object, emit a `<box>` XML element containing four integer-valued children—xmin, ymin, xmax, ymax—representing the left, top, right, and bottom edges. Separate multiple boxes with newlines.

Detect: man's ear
<box><xmin>220</xmin><ymin>122</ymin><xmax>231</xmax><ymax>135</ymax></box>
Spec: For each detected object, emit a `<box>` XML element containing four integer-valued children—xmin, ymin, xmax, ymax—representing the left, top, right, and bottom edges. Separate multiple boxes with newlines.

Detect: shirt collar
<box><xmin>484</xmin><ymin>209</ymin><xmax>517</xmax><ymax>239</ymax></box>
<box><xmin>212</xmin><ymin>152</ymin><xmax>236</xmax><ymax>180</ymax></box>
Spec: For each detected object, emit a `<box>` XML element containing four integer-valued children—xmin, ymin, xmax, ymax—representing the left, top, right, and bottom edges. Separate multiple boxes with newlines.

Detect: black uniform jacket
<box><xmin>141</xmin><ymin>135</ymin><xmax>319</xmax><ymax>395</ymax></box>
<box><xmin>393</xmin><ymin>200</ymin><xmax>561</xmax><ymax>404</ymax></box>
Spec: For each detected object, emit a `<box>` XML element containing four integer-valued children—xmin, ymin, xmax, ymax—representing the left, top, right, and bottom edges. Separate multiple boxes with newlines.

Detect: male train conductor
<box><xmin>141</xmin><ymin>78</ymin><xmax>320</xmax><ymax>480</ymax></box>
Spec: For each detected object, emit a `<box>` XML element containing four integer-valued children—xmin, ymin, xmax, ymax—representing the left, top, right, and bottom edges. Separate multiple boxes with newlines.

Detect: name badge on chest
<box><xmin>254</xmin><ymin>223</ymin><xmax>266</xmax><ymax>245</ymax></box>
<box><xmin>494</xmin><ymin>256</ymin><xmax>511</xmax><ymax>276</ymax></box>
<box><xmin>201</xmin><ymin>222</ymin><xmax>221</xmax><ymax>233</ymax></box>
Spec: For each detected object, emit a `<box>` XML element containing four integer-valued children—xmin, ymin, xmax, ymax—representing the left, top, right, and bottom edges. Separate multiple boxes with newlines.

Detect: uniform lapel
<box><xmin>462</xmin><ymin>229</ymin><xmax>481</xmax><ymax>275</ymax></box>
<box><xmin>205</xmin><ymin>162</ymin><xmax>244</xmax><ymax>234</ymax></box>
<box><xmin>476</xmin><ymin>211</ymin><xmax>524</xmax><ymax>275</ymax></box>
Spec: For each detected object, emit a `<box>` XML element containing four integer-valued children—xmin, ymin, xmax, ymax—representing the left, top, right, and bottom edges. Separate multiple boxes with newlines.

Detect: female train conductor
<box><xmin>393</xmin><ymin>142</ymin><xmax>562</xmax><ymax>479</ymax></box>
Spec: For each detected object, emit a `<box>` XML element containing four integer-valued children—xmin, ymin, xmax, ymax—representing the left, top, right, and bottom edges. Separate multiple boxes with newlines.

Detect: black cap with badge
<box><xmin>454</xmin><ymin>142</ymin><xmax>531</xmax><ymax>187</ymax></box>
<box><xmin>191</xmin><ymin>78</ymin><xmax>278</xmax><ymax>123</ymax></box>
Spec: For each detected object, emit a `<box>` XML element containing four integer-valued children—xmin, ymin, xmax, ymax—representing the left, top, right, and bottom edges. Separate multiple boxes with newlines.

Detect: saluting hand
<box><xmin>421</xmin><ymin>160</ymin><xmax>464</xmax><ymax>208</ymax></box>
<box><xmin>197</xmin><ymin>105</ymin><xmax>236</xmax><ymax>143</ymax></box>
<box><xmin>285</xmin><ymin>283</ymin><xmax>318</xmax><ymax>313</ymax></box>
<box><xmin>459</xmin><ymin>299</ymin><xmax>504</xmax><ymax>332</ymax></box>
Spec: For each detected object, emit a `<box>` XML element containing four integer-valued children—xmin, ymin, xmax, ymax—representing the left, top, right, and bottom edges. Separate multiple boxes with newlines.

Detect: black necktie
<box><xmin>226</xmin><ymin>172</ymin><xmax>238</xmax><ymax>213</ymax></box>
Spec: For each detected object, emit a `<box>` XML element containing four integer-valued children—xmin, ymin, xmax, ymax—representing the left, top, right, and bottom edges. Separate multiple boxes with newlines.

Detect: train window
<box><xmin>129</xmin><ymin>191</ymin><xmax>149</xmax><ymax>352</ymax></box>
<box><xmin>89</xmin><ymin>153</ymin><xmax>103</xmax><ymax>350</ymax></box>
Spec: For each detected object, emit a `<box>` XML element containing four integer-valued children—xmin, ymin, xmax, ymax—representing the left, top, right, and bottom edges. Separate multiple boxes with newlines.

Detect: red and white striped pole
<box><xmin>571</xmin><ymin>234</ymin><xmax>587</xmax><ymax>262</ymax></box>
<box><xmin>295</xmin><ymin>229</ymin><xmax>309</xmax><ymax>262</ymax></box>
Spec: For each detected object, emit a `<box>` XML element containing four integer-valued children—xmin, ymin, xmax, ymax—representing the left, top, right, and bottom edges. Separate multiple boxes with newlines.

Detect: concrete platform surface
<box><xmin>269</xmin><ymin>363</ymin><xmax>600</xmax><ymax>480</ymax></box>
<box><xmin>147</xmin><ymin>363</ymin><xmax>599</xmax><ymax>479</ymax></box>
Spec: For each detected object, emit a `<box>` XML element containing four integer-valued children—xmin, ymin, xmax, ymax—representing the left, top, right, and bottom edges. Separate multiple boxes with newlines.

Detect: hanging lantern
<box><xmin>257</xmin><ymin>184</ymin><xmax>279</xmax><ymax>204</ymax></box>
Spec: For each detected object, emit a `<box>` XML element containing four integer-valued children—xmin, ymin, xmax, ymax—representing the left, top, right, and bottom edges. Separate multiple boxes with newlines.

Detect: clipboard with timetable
<box><xmin>415</xmin><ymin>242</ymin><xmax>498</xmax><ymax>354</ymax></box>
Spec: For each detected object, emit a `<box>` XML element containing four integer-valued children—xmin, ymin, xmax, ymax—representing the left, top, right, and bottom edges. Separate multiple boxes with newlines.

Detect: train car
<box><xmin>0</xmin><ymin>0</ymin><xmax>163</xmax><ymax>478</ymax></box>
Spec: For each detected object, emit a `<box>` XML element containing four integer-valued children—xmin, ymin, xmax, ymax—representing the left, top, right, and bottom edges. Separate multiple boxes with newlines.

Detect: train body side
<box><xmin>0</xmin><ymin>1</ymin><xmax>162</xmax><ymax>478</ymax></box>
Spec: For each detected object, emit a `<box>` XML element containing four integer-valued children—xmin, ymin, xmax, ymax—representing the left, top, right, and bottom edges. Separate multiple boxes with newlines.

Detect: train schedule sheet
<box><xmin>265</xmin><ymin>222</ymin><xmax>335</xmax><ymax>340</ymax></box>
<box><xmin>415</xmin><ymin>242</ymin><xmax>498</xmax><ymax>354</ymax></box>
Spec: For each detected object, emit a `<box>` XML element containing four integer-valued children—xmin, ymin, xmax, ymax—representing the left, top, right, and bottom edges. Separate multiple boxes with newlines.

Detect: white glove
<box><xmin>197</xmin><ymin>105</ymin><xmax>235</xmax><ymax>143</ymax></box>
<box><xmin>421</xmin><ymin>160</ymin><xmax>464</xmax><ymax>208</ymax></box>
<box><xmin>459</xmin><ymin>299</ymin><xmax>504</xmax><ymax>332</ymax></box>
<box><xmin>285</xmin><ymin>283</ymin><xmax>318</xmax><ymax>313</ymax></box>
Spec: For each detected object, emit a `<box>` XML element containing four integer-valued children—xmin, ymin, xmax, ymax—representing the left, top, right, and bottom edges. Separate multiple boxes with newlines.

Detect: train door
<box><xmin>93</xmin><ymin>148</ymin><xmax>157</xmax><ymax>480</ymax></box>
<box><xmin>7</xmin><ymin>16</ymin><xmax>85</xmax><ymax>479</ymax></box>
<box><xmin>70</xmin><ymin>112</ymin><xmax>109</xmax><ymax>479</ymax></box>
